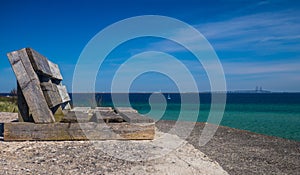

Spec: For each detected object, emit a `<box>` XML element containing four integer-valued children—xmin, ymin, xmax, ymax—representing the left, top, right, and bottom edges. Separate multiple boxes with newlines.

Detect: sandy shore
<box><xmin>1</xmin><ymin>112</ymin><xmax>299</xmax><ymax>174</ymax></box>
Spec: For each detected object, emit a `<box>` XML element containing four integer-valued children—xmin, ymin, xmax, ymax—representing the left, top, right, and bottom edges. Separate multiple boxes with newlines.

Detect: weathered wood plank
<box><xmin>26</xmin><ymin>48</ymin><xmax>52</xmax><ymax>77</ymax></box>
<box><xmin>8</xmin><ymin>48</ymin><xmax>38</xmax><ymax>84</ymax></box>
<box><xmin>114</xmin><ymin>107</ymin><xmax>138</xmax><ymax>113</ymax></box>
<box><xmin>40</xmin><ymin>82</ymin><xmax>62</xmax><ymax>108</ymax></box>
<box><xmin>10</xmin><ymin>59</ymin><xmax>31</xmax><ymax>89</ymax></box>
<box><xmin>90</xmin><ymin>110</ymin><xmax>124</xmax><ymax>123</ymax></box>
<box><xmin>48</xmin><ymin>60</ymin><xmax>63</xmax><ymax>80</ymax></box>
<box><xmin>57</xmin><ymin>85</ymin><xmax>70</xmax><ymax>103</ymax></box>
<box><xmin>7</xmin><ymin>49</ymin><xmax>55</xmax><ymax>123</ymax></box>
<box><xmin>71</xmin><ymin>107</ymin><xmax>91</xmax><ymax>113</ymax></box>
<box><xmin>17</xmin><ymin>83</ymin><xmax>33</xmax><ymax>122</ymax></box>
<box><xmin>4</xmin><ymin>122</ymin><xmax>155</xmax><ymax>141</ymax></box>
<box><xmin>118</xmin><ymin>112</ymin><xmax>154</xmax><ymax>123</ymax></box>
<box><xmin>60</xmin><ymin>111</ymin><xmax>91</xmax><ymax>123</ymax></box>
<box><xmin>115</xmin><ymin>107</ymin><xmax>154</xmax><ymax>123</ymax></box>
<box><xmin>24</xmin><ymin>82</ymin><xmax>56</xmax><ymax>123</ymax></box>
<box><xmin>95</xmin><ymin>107</ymin><xmax>113</xmax><ymax>111</ymax></box>
<box><xmin>61</xmin><ymin>109</ymin><xmax>124</xmax><ymax>123</ymax></box>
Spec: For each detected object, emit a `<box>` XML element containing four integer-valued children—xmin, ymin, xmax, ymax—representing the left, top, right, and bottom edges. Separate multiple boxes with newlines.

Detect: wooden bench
<box><xmin>4</xmin><ymin>48</ymin><xmax>154</xmax><ymax>141</ymax></box>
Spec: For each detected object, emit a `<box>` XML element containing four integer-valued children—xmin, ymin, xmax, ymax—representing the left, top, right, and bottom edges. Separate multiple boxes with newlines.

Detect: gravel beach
<box><xmin>0</xmin><ymin>112</ymin><xmax>227</xmax><ymax>175</ymax></box>
<box><xmin>1</xmin><ymin>112</ymin><xmax>299</xmax><ymax>174</ymax></box>
<box><xmin>156</xmin><ymin>120</ymin><xmax>300</xmax><ymax>175</ymax></box>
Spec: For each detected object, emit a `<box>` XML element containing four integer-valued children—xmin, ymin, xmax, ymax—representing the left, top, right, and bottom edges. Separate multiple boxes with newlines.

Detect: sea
<box><xmin>2</xmin><ymin>92</ymin><xmax>299</xmax><ymax>141</ymax></box>
<box><xmin>71</xmin><ymin>92</ymin><xmax>300</xmax><ymax>142</ymax></box>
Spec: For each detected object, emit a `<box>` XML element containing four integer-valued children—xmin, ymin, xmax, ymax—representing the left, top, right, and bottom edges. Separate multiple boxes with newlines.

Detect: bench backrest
<box><xmin>7</xmin><ymin>48</ymin><xmax>70</xmax><ymax>123</ymax></box>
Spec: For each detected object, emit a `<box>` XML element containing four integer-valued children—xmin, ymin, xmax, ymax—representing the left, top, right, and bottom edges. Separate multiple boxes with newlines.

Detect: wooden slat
<box><xmin>40</xmin><ymin>82</ymin><xmax>62</xmax><ymax>108</ymax></box>
<box><xmin>11</xmin><ymin>59</ymin><xmax>31</xmax><ymax>89</ymax></box>
<box><xmin>26</xmin><ymin>48</ymin><xmax>52</xmax><ymax>77</ymax></box>
<box><xmin>8</xmin><ymin>48</ymin><xmax>37</xmax><ymax>83</ymax></box>
<box><xmin>61</xmin><ymin>109</ymin><xmax>124</xmax><ymax>123</ymax></box>
<box><xmin>17</xmin><ymin>83</ymin><xmax>33</xmax><ymax>122</ymax></box>
<box><xmin>60</xmin><ymin>111</ymin><xmax>91</xmax><ymax>123</ymax></box>
<box><xmin>95</xmin><ymin>107</ymin><xmax>113</xmax><ymax>111</ymax></box>
<box><xmin>118</xmin><ymin>112</ymin><xmax>154</xmax><ymax>123</ymax></box>
<box><xmin>7</xmin><ymin>49</ymin><xmax>55</xmax><ymax>123</ymax></box>
<box><xmin>57</xmin><ymin>85</ymin><xmax>70</xmax><ymax>103</ymax></box>
<box><xmin>115</xmin><ymin>107</ymin><xmax>138</xmax><ymax>113</ymax></box>
<box><xmin>71</xmin><ymin>107</ymin><xmax>91</xmax><ymax>113</ymax></box>
<box><xmin>4</xmin><ymin>122</ymin><xmax>155</xmax><ymax>141</ymax></box>
<box><xmin>115</xmin><ymin>107</ymin><xmax>154</xmax><ymax>123</ymax></box>
<box><xmin>90</xmin><ymin>110</ymin><xmax>124</xmax><ymax>123</ymax></box>
<box><xmin>48</xmin><ymin>60</ymin><xmax>63</xmax><ymax>80</ymax></box>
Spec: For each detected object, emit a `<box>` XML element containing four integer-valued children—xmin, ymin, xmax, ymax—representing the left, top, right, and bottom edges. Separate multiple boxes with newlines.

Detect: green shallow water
<box><xmin>135</xmin><ymin>103</ymin><xmax>300</xmax><ymax>141</ymax></box>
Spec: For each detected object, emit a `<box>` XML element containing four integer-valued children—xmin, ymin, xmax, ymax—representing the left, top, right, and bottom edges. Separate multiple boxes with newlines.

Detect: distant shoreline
<box><xmin>2</xmin><ymin>92</ymin><xmax>300</xmax><ymax>95</ymax></box>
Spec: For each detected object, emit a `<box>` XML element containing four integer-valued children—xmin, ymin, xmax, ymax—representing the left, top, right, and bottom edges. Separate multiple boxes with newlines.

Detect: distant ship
<box><xmin>167</xmin><ymin>94</ymin><xmax>171</xmax><ymax>100</ymax></box>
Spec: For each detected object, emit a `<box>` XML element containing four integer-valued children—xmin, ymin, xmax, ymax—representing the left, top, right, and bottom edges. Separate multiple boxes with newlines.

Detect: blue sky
<box><xmin>0</xmin><ymin>0</ymin><xmax>299</xmax><ymax>92</ymax></box>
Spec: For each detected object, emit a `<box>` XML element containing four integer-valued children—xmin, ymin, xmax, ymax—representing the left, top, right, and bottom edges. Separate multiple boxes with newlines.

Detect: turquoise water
<box><xmin>134</xmin><ymin>103</ymin><xmax>300</xmax><ymax>141</ymax></box>
<box><xmin>71</xmin><ymin>93</ymin><xmax>300</xmax><ymax>141</ymax></box>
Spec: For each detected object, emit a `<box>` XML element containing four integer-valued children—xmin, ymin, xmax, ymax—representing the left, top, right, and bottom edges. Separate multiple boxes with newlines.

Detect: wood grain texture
<box><xmin>7</xmin><ymin>49</ymin><xmax>55</xmax><ymax>123</ymax></box>
<box><xmin>90</xmin><ymin>110</ymin><xmax>124</xmax><ymax>123</ymax></box>
<box><xmin>26</xmin><ymin>48</ymin><xmax>52</xmax><ymax>77</ymax></box>
<box><xmin>114</xmin><ymin>107</ymin><xmax>138</xmax><ymax>113</ymax></box>
<box><xmin>57</xmin><ymin>85</ymin><xmax>70</xmax><ymax>103</ymax></box>
<box><xmin>71</xmin><ymin>107</ymin><xmax>91</xmax><ymax>113</ymax></box>
<box><xmin>48</xmin><ymin>60</ymin><xmax>63</xmax><ymax>80</ymax></box>
<box><xmin>61</xmin><ymin>108</ymin><xmax>124</xmax><ymax>123</ymax></box>
<box><xmin>40</xmin><ymin>82</ymin><xmax>62</xmax><ymax>108</ymax></box>
<box><xmin>60</xmin><ymin>111</ymin><xmax>91</xmax><ymax>123</ymax></box>
<box><xmin>4</xmin><ymin>122</ymin><xmax>155</xmax><ymax>141</ymax></box>
<box><xmin>115</xmin><ymin>107</ymin><xmax>154</xmax><ymax>123</ymax></box>
<box><xmin>17</xmin><ymin>83</ymin><xmax>33</xmax><ymax>122</ymax></box>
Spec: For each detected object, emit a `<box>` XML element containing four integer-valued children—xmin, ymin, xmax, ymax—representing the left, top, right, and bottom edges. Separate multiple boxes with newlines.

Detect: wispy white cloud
<box><xmin>222</xmin><ymin>60</ymin><xmax>300</xmax><ymax>75</ymax></box>
<box><xmin>144</xmin><ymin>10</ymin><xmax>300</xmax><ymax>54</ymax></box>
<box><xmin>198</xmin><ymin>10</ymin><xmax>300</xmax><ymax>52</ymax></box>
<box><xmin>80</xmin><ymin>9</ymin><xmax>300</xmax><ymax>92</ymax></box>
